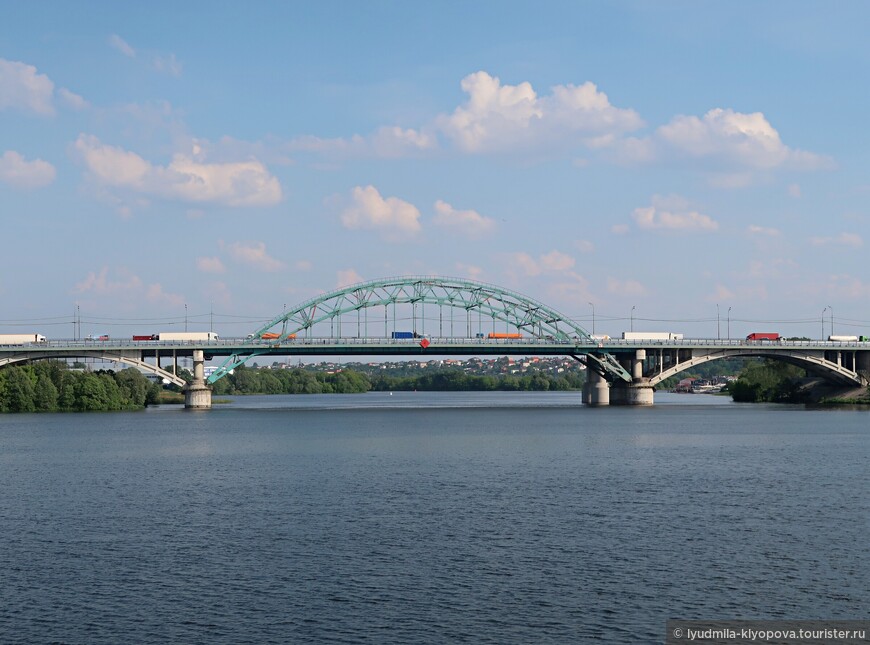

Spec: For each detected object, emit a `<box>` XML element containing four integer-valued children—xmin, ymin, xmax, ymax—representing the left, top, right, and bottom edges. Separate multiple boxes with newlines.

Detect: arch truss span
<box><xmin>647</xmin><ymin>347</ymin><xmax>868</xmax><ymax>388</ymax></box>
<box><xmin>208</xmin><ymin>275</ymin><xmax>592</xmax><ymax>384</ymax></box>
<box><xmin>0</xmin><ymin>350</ymin><xmax>187</xmax><ymax>387</ymax></box>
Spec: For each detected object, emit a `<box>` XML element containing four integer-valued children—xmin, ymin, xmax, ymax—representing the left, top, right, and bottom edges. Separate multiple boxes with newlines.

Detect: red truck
<box><xmin>746</xmin><ymin>332</ymin><xmax>780</xmax><ymax>341</ymax></box>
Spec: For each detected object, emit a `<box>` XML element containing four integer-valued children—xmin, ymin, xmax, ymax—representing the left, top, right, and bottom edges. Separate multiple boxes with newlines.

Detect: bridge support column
<box><xmin>610</xmin><ymin>380</ymin><xmax>655</xmax><ymax>405</ymax></box>
<box><xmin>184</xmin><ymin>349</ymin><xmax>212</xmax><ymax>410</ymax></box>
<box><xmin>583</xmin><ymin>369</ymin><xmax>610</xmax><ymax>406</ymax></box>
<box><xmin>611</xmin><ymin>350</ymin><xmax>655</xmax><ymax>405</ymax></box>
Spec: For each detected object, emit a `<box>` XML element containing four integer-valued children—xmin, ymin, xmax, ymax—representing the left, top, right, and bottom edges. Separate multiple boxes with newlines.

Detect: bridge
<box><xmin>1</xmin><ymin>276</ymin><xmax>868</xmax><ymax>408</ymax></box>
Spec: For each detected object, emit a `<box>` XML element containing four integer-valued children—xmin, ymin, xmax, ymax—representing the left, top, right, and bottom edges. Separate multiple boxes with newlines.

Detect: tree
<box><xmin>4</xmin><ymin>367</ymin><xmax>36</xmax><ymax>413</ymax></box>
<box><xmin>34</xmin><ymin>374</ymin><xmax>59</xmax><ymax>411</ymax></box>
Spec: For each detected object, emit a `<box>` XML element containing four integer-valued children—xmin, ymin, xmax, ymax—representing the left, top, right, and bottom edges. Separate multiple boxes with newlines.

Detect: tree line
<box><xmin>210</xmin><ymin>365</ymin><xmax>586</xmax><ymax>395</ymax></box>
<box><xmin>0</xmin><ymin>361</ymin><xmax>162</xmax><ymax>413</ymax></box>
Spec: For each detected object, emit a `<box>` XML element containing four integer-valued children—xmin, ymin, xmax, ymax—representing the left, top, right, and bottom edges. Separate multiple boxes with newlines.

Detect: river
<box><xmin>0</xmin><ymin>392</ymin><xmax>866</xmax><ymax>644</ymax></box>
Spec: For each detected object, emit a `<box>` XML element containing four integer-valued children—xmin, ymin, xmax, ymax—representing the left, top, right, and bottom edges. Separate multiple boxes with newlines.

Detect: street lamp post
<box><xmin>829</xmin><ymin>305</ymin><xmax>833</xmax><ymax>338</ymax></box>
<box><xmin>185</xmin><ymin>304</ymin><xmax>188</xmax><ymax>332</ymax></box>
<box><xmin>716</xmin><ymin>304</ymin><xmax>720</xmax><ymax>340</ymax></box>
<box><xmin>727</xmin><ymin>307</ymin><xmax>731</xmax><ymax>340</ymax></box>
<box><xmin>822</xmin><ymin>307</ymin><xmax>827</xmax><ymax>340</ymax></box>
<box><xmin>588</xmin><ymin>302</ymin><xmax>595</xmax><ymax>336</ymax></box>
<box><xmin>630</xmin><ymin>305</ymin><xmax>636</xmax><ymax>332</ymax></box>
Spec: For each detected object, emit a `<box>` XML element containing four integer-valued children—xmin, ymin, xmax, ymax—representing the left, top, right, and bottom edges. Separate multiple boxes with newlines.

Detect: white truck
<box><xmin>0</xmin><ymin>333</ymin><xmax>47</xmax><ymax>344</ymax></box>
<box><xmin>155</xmin><ymin>332</ymin><xmax>219</xmax><ymax>341</ymax></box>
<box><xmin>621</xmin><ymin>332</ymin><xmax>684</xmax><ymax>341</ymax></box>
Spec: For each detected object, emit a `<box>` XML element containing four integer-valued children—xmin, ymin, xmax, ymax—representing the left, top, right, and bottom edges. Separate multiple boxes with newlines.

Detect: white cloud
<box><xmin>539</xmin><ymin>250</ymin><xmax>575</xmax><ymax>271</ymax></box>
<box><xmin>432</xmin><ymin>200</ymin><xmax>496</xmax><ymax>238</ymax></box>
<box><xmin>510</xmin><ymin>250</ymin><xmax>575</xmax><ymax>277</ymax></box>
<box><xmin>611</xmin><ymin>224</ymin><xmax>630</xmax><ymax>235</ymax></box>
<box><xmin>108</xmin><ymin>34</ymin><xmax>136</xmax><ymax>58</ymax></box>
<box><xmin>58</xmin><ymin>88</ymin><xmax>88</xmax><ymax>110</ymax></box>
<box><xmin>72</xmin><ymin>266</ymin><xmax>184</xmax><ymax>307</ymax></box>
<box><xmin>455</xmin><ymin>262</ymin><xmax>483</xmax><ymax>279</ymax></box>
<box><xmin>573</xmin><ymin>239</ymin><xmax>595</xmax><ymax>253</ymax></box>
<box><xmin>545</xmin><ymin>271</ymin><xmax>592</xmax><ymax>304</ymax></box>
<box><xmin>197</xmin><ymin>257</ymin><xmax>225</xmax><ymax>273</ymax></box>
<box><xmin>290</xmin><ymin>126</ymin><xmax>436</xmax><ymax>160</ymax></box>
<box><xmin>337</xmin><ymin>269</ymin><xmax>364</xmax><ymax>288</ymax></box>
<box><xmin>145</xmin><ymin>283</ymin><xmax>184</xmax><ymax>307</ymax></box>
<box><xmin>0</xmin><ymin>151</ymin><xmax>56</xmax><ymax>188</ymax></box>
<box><xmin>809</xmin><ymin>232</ymin><xmax>863</xmax><ymax>248</ymax></box>
<box><xmin>631</xmin><ymin>195</ymin><xmax>719</xmax><ymax>232</ymax></box>
<box><xmin>295</xmin><ymin>259</ymin><xmax>313</xmax><ymax>271</ymax></box>
<box><xmin>153</xmin><ymin>53</ymin><xmax>182</xmax><ymax>77</ymax></box>
<box><xmin>748</xmin><ymin>225</ymin><xmax>781</xmax><ymax>237</ymax></box>
<box><xmin>656</xmin><ymin>108</ymin><xmax>832</xmax><ymax>171</ymax></box>
<box><xmin>438</xmin><ymin>71</ymin><xmax>643</xmax><ymax>153</ymax></box>
<box><xmin>0</xmin><ymin>58</ymin><xmax>55</xmax><ymax>116</ymax></box>
<box><xmin>606</xmin><ymin>277</ymin><xmax>647</xmax><ymax>297</ymax></box>
<box><xmin>340</xmin><ymin>185</ymin><xmax>421</xmax><ymax>241</ymax></box>
<box><xmin>74</xmin><ymin>134</ymin><xmax>282</xmax><ymax>207</ymax></box>
<box><xmin>224</xmin><ymin>241</ymin><xmax>284</xmax><ymax>272</ymax></box>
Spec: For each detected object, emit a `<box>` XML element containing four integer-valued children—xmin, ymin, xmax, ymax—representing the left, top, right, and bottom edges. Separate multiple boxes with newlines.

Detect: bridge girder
<box><xmin>209</xmin><ymin>275</ymin><xmax>595</xmax><ymax>383</ymax></box>
<box><xmin>647</xmin><ymin>348</ymin><xmax>867</xmax><ymax>387</ymax></box>
<box><xmin>0</xmin><ymin>351</ymin><xmax>187</xmax><ymax>387</ymax></box>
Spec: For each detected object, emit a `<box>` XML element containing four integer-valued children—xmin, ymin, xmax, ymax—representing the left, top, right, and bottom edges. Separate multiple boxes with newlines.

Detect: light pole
<box><xmin>829</xmin><ymin>305</ymin><xmax>833</xmax><ymax>338</ymax></box>
<box><xmin>630</xmin><ymin>305</ymin><xmax>635</xmax><ymax>332</ymax></box>
<box><xmin>185</xmin><ymin>303</ymin><xmax>188</xmax><ymax>332</ymax></box>
<box><xmin>727</xmin><ymin>307</ymin><xmax>731</xmax><ymax>340</ymax></box>
<box><xmin>716</xmin><ymin>304</ymin><xmax>720</xmax><ymax>340</ymax></box>
<box><xmin>588</xmin><ymin>302</ymin><xmax>595</xmax><ymax>336</ymax></box>
<box><xmin>821</xmin><ymin>307</ymin><xmax>827</xmax><ymax>340</ymax></box>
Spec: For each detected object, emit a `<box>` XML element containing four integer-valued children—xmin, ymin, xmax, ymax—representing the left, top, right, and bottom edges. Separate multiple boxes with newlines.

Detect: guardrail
<box><xmin>1</xmin><ymin>337</ymin><xmax>868</xmax><ymax>349</ymax></box>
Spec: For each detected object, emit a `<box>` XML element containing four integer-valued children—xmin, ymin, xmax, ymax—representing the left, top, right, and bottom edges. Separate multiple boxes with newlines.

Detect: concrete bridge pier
<box><xmin>610</xmin><ymin>350</ymin><xmax>655</xmax><ymax>406</ymax></box>
<box><xmin>184</xmin><ymin>349</ymin><xmax>212</xmax><ymax>409</ymax></box>
<box><xmin>583</xmin><ymin>368</ymin><xmax>610</xmax><ymax>406</ymax></box>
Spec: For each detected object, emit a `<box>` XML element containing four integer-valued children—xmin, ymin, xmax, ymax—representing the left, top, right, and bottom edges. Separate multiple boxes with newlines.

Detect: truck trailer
<box><xmin>0</xmin><ymin>333</ymin><xmax>47</xmax><ymax>344</ymax></box>
<box><xmin>621</xmin><ymin>332</ymin><xmax>684</xmax><ymax>341</ymax></box>
<box><xmin>155</xmin><ymin>332</ymin><xmax>219</xmax><ymax>341</ymax></box>
<box><xmin>746</xmin><ymin>332</ymin><xmax>780</xmax><ymax>341</ymax></box>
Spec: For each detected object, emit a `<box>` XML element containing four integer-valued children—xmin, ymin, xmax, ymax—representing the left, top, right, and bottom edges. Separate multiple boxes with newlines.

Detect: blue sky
<box><xmin>1</xmin><ymin>1</ymin><xmax>868</xmax><ymax>340</ymax></box>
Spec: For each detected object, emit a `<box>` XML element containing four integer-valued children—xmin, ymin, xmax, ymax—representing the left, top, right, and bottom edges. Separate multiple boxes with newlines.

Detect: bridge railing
<box><xmin>2</xmin><ymin>337</ymin><xmax>868</xmax><ymax>349</ymax></box>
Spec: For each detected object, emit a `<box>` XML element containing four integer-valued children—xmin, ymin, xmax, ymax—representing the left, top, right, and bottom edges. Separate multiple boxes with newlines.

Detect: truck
<box><xmin>391</xmin><ymin>331</ymin><xmax>416</xmax><ymax>339</ymax></box>
<box><xmin>0</xmin><ymin>333</ymin><xmax>47</xmax><ymax>344</ymax></box>
<box><xmin>155</xmin><ymin>332</ymin><xmax>219</xmax><ymax>341</ymax></box>
<box><xmin>133</xmin><ymin>335</ymin><xmax>158</xmax><ymax>341</ymax></box>
<box><xmin>488</xmin><ymin>333</ymin><xmax>523</xmax><ymax>339</ymax></box>
<box><xmin>828</xmin><ymin>335</ymin><xmax>859</xmax><ymax>342</ymax></box>
<box><xmin>746</xmin><ymin>332</ymin><xmax>780</xmax><ymax>341</ymax></box>
<box><xmin>621</xmin><ymin>332</ymin><xmax>684</xmax><ymax>341</ymax></box>
<box><xmin>86</xmin><ymin>334</ymin><xmax>110</xmax><ymax>341</ymax></box>
<box><xmin>246</xmin><ymin>332</ymin><xmax>296</xmax><ymax>340</ymax></box>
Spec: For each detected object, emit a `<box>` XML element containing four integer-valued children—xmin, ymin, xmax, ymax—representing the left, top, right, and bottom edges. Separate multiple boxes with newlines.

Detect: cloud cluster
<box><xmin>438</xmin><ymin>71</ymin><xmax>644</xmax><ymax>153</ymax></box>
<box><xmin>630</xmin><ymin>195</ymin><xmax>719</xmax><ymax>232</ymax></box>
<box><xmin>655</xmin><ymin>108</ymin><xmax>832</xmax><ymax>171</ymax></box>
<box><xmin>72</xmin><ymin>266</ymin><xmax>183</xmax><ymax>307</ymax></box>
<box><xmin>0</xmin><ymin>150</ymin><xmax>56</xmax><ymax>188</ymax></box>
<box><xmin>0</xmin><ymin>59</ymin><xmax>57</xmax><ymax>116</ymax></box>
<box><xmin>339</xmin><ymin>186</ymin><xmax>499</xmax><ymax>243</ymax></box>
<box><xmin>74</xmin><ymin>134</ymin><xmax>282</xmax><ymax>207</ymax></box>
<box><xmin>432</xmin><ymin>200</ymin><xmax>495</xmax><ymax>238</ymax></box>
<box><xmin>340</xmin><ymin>186</ymin><xmax>422</xmax><ymax>240</ymax></box>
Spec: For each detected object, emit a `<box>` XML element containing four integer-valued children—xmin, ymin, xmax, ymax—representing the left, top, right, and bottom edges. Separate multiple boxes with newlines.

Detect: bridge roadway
<box><xmin>1</xmin><ymin>336</ymin><xmax>868</xmax><ymax>408</ymax></box>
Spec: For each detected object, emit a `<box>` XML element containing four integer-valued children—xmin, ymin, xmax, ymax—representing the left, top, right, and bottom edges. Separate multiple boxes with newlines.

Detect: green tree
<box><xmin>4</xmin><ymin>367</ymin><xmax>36</xmax><ymax>413</ymax></box>
<box><xmin>34</xmin><ymin>374</ymin><xmax>59</xmax><ymax>411</ymax></box>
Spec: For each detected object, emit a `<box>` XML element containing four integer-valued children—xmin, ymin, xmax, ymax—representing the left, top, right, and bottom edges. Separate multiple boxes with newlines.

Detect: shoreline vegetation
<box><xmin>0</xmin><ymin>360</ymin><xmax>867</xmax><ymax>413</ymax></box>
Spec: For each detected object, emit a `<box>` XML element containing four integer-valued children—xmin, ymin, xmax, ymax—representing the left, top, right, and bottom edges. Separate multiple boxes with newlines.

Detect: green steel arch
<box><xmin>208</xmin><ymin>275</ymin><xmax>591</xmax><ymax>383</ymax></box>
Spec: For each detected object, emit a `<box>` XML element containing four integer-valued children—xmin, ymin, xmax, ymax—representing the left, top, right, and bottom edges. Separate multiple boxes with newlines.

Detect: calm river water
<box><xmin>0</xmin><ymin>392</ymin><xmax>867</xmax><ymax>644</ymax></box>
